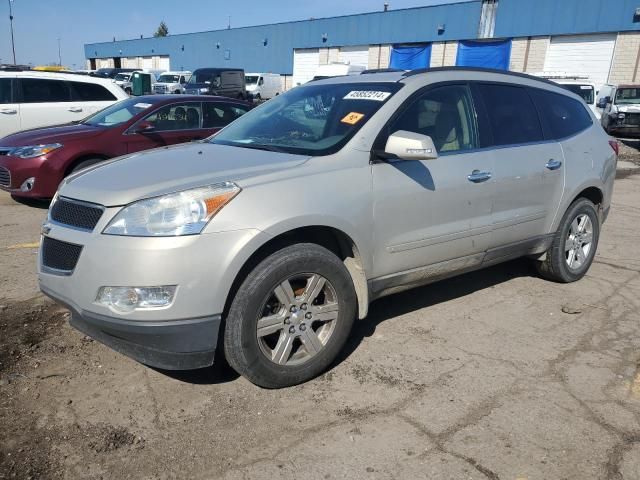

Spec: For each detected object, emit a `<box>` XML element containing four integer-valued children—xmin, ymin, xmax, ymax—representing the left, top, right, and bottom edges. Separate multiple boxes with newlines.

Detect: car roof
<box><xmin>0</xmin><ymin>69</ymin><xmax>119</xmax><ymax>86</ymax></box>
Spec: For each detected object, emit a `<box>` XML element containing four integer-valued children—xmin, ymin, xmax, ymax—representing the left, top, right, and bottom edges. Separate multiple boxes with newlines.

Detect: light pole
<box><xmin>57</xmin><ymin>37</ymin><xmax>61</xmax><ymax>66</ymax></box>
<box><xmin>7</xmin><ymin>0</ymin><xmax>16</xmax><ymax>64</ymax></box>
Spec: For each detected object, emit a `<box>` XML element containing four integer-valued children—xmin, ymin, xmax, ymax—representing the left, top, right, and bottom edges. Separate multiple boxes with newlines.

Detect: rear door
<box><xmin>473</xmin><ymin>83</ymin><xmax>565</xmax><ymax>250</ymax></box>
<box><xmin>68</xmin><ymin>80</ymin><xmax>119</xmax><ymax>116</ymax></box>
<box><xmin>0</xmin><ymin>77</ymin><xmax>20</xmax><ymax>137</ymax></box>
<box><xmin>17</xmin><ymin>77</ymin><xmax>78</xmax><ymax>130</ymax></box>
<box><xmin>124</xmin><ymin>101</ymin><xmax>205</xmax><ymax>153</ymax></box>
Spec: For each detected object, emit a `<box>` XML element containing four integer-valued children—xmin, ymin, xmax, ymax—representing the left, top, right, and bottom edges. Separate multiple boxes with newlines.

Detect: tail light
<box><xmin>608</xmin><ymin>139</ymin><xmax>619</xmax><ymax>156</ymax></box>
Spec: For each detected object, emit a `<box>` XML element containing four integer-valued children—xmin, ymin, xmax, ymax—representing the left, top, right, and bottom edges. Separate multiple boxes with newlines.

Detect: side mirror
<box><xmin>134</xmin><ymin>121</ymin><xmax>155</xmax><ymax>134</ymax></box>
<box><xmin>381</xmin><ymin>130</ymin><xmax>438</xmax><ymax>161</ymax></box>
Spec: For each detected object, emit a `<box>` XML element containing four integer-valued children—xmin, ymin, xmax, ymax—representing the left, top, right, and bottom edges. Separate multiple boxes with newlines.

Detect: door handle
<box><xmin>67</xmin><ymin>107</ymin><xmax>83</xmax><ymax>113</ymax></box>
<box><xmin>0</xmin><ymin>108</ymin><xmax>17</xmax><ymax>114</ymax></box>
<box><xmin>545</xmin><ymin>159</ymin><xmax>562</xmax><ymax>170</ymax></box>
<box><xmin>467</xmin><ymin>170</ymin><xmax>492</xmax><ymax>183</ymax></box>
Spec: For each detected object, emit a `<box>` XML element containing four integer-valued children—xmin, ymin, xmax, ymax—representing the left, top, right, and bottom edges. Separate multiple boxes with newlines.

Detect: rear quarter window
<box><xmin>528</xmin><ymin>88</ymin><xmax>593</xmax><ymax>140</ymax></box>
<box><xmin>69</xmin><ymin>81</ymin><xmax>117</xmax><ymax>101</ymax></box>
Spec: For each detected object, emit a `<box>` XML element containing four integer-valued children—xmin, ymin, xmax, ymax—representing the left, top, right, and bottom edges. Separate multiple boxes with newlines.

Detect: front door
<box><xmin>371</xmin><ymin>84</ymin><xmax>494</xmax><ymax>289</ymax></box>
<box><xmin>125</xmin><ymin>101</ymin><xmax>205</xmax><ymax>153</ymax></box>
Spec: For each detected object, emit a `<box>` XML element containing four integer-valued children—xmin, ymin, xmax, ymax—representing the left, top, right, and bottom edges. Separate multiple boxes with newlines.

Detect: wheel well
<box><xmin>64</xmin><ymin>154</ymin><xmax>109</xmax><ymax>177</ymax></box>
<box><xmin>573</xmin><ymin>186</ymin><xmax>603</xmax><ymax>207</ymax></box>
<box><xmin>224</xmin><ymin>226</ymin><xmax>369</xmax><ymax>319</ymax></box>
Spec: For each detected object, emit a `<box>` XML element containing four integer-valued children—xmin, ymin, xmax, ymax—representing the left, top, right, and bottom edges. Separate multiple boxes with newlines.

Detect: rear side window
<box><xmin>202</xmin><ymin>102</ymin><xmax>249</xmax><ymax>128</ymax></box>
<box><xmin>528</xmin><ymin>88</ymin><xmax>593</xmax><ymax>140</ymax></box>
<box><xmin>69</xmin><ymin>81</ymin><xmax>117</xmax><ymax>101</ymax></box>
<box><xmin>19</xmin><ymin>78</ymin><xmax>71</xmax><ymax>103</ymax></box>
<box><xmin>477</xmin><ymin>84</ymin><xmax>543</xmax><ymax>146</ymax></box>
<box><xmin>0</xmin><ymin>78</ymin><xmax>12</xmax><ymax>104</ymax></box>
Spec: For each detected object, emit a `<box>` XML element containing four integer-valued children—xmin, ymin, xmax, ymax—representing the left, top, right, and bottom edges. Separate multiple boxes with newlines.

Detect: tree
<box><xmin>154</xmin><ymin>21</ymin><xmax>169</xmax><ymax>38</ymax></box>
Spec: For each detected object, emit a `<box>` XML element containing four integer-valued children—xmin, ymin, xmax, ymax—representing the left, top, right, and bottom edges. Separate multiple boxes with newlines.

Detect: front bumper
<box><xmin>0</xmin><ymin>154</ymin><xmax>55</xmax><ymax>198</ymax></box>
<box><xmin>607</xmin><ymin>123</ymin><xmax>640</xmax><ymax>137</ymax></box>
<box><xmin>41</xmin><ymin>284</ymin><xmax>220</xmax><ymax>369</ymax></box>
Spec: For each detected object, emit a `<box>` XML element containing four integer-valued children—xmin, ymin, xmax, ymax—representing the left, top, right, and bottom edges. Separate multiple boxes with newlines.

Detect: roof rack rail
<box><xmin>361</xmin><ymin>67</ymin><xmax>405</xmax><ymax>75</ymax></box>
<box><xmin>400</xmin><ymin>66</ymin><xmax>560</xmax><ymax>87</ymax></box>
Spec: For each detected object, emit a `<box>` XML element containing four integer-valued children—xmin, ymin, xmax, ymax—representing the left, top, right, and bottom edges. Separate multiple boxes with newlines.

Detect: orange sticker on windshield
<box><xmin>341</xmin><ymin>112</ymin><xmax>365</xmax><ymax>125</ymax></box>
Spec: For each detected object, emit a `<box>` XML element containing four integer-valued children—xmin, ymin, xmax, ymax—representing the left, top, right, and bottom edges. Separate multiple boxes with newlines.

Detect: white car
<box><xmin>245</xmin><ymin>73</ymin><xmax>281</xmax><ymax>100</ymax></box>
<box><xmin>153</xmin><ymin>71</ymin><xmax>191</xmax><ymax>95</ymax></box>
<box><xmin>0</xmin><ymin>69</ymin><xmax>127</xmax><ymax>138</ymax></box>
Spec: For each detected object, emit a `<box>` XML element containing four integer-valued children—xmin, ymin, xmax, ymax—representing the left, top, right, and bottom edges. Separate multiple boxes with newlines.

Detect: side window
<box><xmin>477</xmin><ymin>84</ymin><xmax>543</xmax><ymax>146</ymax></box>
<box><xmin>20</xmin><ymin>78</ymin><xmax>71</xmax><ymax>103</ymax></box>
<box><xmin>0</xmin><ymin>78</ymin><xmax>12</xmax><ymax>104</ymax></box>
<box><xmin>202</xmin><ymin>102</ymin><xmax>249</xmax><ymax>128</ymax></box>
<box><xmin>69</xmin><ymin>81</ymin><xmax>117</xmax><ymax>101</ymax></box>
<box><xmin>386</xmin><ymin>84</ymin><xmax>479</xmax><ymax>153</ymax></box>
<box><xmin>143</xmin><ymin>103</ymin><xmax>202</xmax><ymax>130</ymax></box>
<box><xmin>180</xmin><ymin>76</ymin><xmax>186</xmax><ymax>84</ymax></box>
<box><xmin>258</xmin><ymin>77</ymin><xmax>264</xmax><ymax>86</ymax></box>
<box><xmin>528</xmin><ymin>88</ymin><xmax>593</xmax><ymax>140</ymax></box>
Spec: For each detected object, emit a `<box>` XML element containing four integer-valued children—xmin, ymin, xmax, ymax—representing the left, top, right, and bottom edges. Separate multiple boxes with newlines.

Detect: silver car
<box><xmin>39</xmin><ymin>68</ymin><xmax>617</xmax><ymax>388</ymax></box>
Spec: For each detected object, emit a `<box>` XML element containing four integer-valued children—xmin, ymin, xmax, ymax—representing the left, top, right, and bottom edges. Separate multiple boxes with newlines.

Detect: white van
<box><xmin>0</xmin><ymin>69</ymin><xmax>127</xmax><ymax>138</ymax></box>
<box><xmin>310</xmin><ymin>63</ymin><xmax>367</xmax><ymax>82</ymax></box>
<box><xmin>533</xmin><ymin>72</ymin><xmax>600</xmax><ymax>119</ymax></box>
<box><xmin>245</xmin><ymin>73</ymin><xmax>281</xmax><ymax>100</ymax></box>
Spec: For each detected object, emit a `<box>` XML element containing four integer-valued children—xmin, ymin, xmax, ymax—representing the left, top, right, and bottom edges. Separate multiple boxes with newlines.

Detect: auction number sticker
<box><xmin>344</xmin><ymin>91</ymin><xmax>391</xmax><ymax>101</ymax></box>
<box><xmin>341</xmin><ymin>112</ymin><xmax>365</xmax><ymax>125</ymax></box>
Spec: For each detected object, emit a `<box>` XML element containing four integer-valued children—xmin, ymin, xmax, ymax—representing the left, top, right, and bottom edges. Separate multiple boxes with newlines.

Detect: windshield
<box><xmin>615</xmin><ymin>88</ymin><xmax>640</xmax><ymax>105</ymax></box>
<box><xmin>211</xmin><ymin>82</ymin><xmax>402</xmax><ymax>156</ymax></box>
<box><xmin>114</xmin><ymin>73</ymin><xmax>131</xmax><ymax>82</ymax></box>
<box><xmin>562</xmin><ymin>84</ymin><xmax>594</xmax><ymax>104</ymax></box>
<box><xmin>158</xmin><ymin>74</ymin><xmax>180</xmax><ymax>83</ymax></box>
<box><xmin>82</xmin><ymin>97</ymin><xmax>157</xmax><ymax>127</ymax></box>
<box><xmin>245</xmin><ymin>76</ymin><xmax>259</xmax><ymax>85</ymax></box>
<box><xmin>187</xmin><ymin>71</ymin><xmax>218</xmax><ymax>85</ymax></box>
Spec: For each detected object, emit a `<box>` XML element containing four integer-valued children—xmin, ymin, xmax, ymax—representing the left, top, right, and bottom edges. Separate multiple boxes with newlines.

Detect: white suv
<box><xmin>153</xmin><ymin>71</ymin><xmax>192</xmax><ymax>95</ymax></box>
<box><xmin>0</xmin><ymin>69</ymin><xmax>127</xmax><ymax>138</ymax></box>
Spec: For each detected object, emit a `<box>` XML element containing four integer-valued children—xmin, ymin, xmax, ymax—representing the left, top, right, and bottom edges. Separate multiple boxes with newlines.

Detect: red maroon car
<box><xmin>0</xmin><ymin>95</ymin><xmax>250</xmax><ymax>199</ymax></box>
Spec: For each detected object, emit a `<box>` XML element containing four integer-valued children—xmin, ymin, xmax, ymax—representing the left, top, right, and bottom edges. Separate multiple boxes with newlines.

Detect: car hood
<box><xmin>60</xmin><ymin>142</ymin><xmax>310</xmax><ymax>207</ymax></box>
<box><xmin>0</xmin><ymin>123</ymin><xmax>106</xmax><ymax>147</ymax></box>
<box><xmin>617</xmin><ymin>104</ymin><xmax>640</xmax><ymax>113</ymax></box>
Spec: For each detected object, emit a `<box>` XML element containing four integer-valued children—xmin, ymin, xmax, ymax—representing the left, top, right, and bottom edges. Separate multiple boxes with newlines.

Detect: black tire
<box><xmin>70</xmin><ymin>158</ymin><xmax>104</xmax><ymax>175</ymax></box>
<box><xmin>536</xmin><ymin>198</ymin><xmax>600</xmax><ymax>283</ymax></box>
<box><xmin>125</xmin><ymin>87</ymin><xmax>132</xmax><ymax>95</ymax></box>
<box><xmin>224</xmin><ymin>243</ymin><xmax>357</xmax><ymax>388</ymax></box>
<box><xmin>174</xmin><ymin>90</ymin><xmax>181</xmax><ymax>94</ymax></box>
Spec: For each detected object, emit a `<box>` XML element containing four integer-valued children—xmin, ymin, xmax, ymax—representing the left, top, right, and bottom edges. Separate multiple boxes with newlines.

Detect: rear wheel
<box><xmin>536</xmin><ymin>198</ymin><xmax>600</xmax><ymax>283</ymax></box>
<box><xmin>224</xmin><ymin>243</ymin><xmax>356</xmax><ymax>388</ymax></box>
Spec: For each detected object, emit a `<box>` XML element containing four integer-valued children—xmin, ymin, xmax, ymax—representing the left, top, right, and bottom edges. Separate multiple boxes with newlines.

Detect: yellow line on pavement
<box><xmin>6</xmin><ymin>242</ymin><xmax>40</xmax><ymax>249</ymax></box>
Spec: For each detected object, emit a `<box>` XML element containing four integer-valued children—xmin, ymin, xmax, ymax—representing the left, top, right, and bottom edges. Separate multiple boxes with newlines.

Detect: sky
<box><xmin>0</xmin><ymin>0</ymin><xmax>466</xmax><ymax>68</ymax></box>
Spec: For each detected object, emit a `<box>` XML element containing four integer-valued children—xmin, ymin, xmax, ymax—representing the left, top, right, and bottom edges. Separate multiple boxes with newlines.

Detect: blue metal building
<box><xmin>85</xmin><ymin>0</ymin><xmax>640</xmax><ymax>87</ymax></box>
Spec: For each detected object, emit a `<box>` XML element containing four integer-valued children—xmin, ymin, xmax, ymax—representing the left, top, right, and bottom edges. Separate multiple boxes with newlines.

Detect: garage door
<box><xmin>293</xmin><ymin>48</ymin><xmax>320</xmax><ymax>86</ymax></box>
<box><xmin>339</xmin><ymin>46</ymin><xmax>369</xmax><ymax>67</ymax></box>
<box><xmin>544</xmin><ymin>34</ymin><xmax>616</xmax><ymax>86</ymax></box>
<box><xmin>157</xmin><ymin>56</ymin><xmax>170</xmax><ymax>71</ymax></box>
<box><xmin>142</xmin><ymin>57</ymin><xmax>153</xmax><ymax>70</ymax></box>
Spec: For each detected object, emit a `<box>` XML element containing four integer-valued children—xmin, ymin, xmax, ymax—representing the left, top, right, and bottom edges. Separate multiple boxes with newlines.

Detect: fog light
<box><xmin>96</xmin><ymin>286</ymin><xmax>177</xmax><ymax>313</ymax></box>
<box><xmin>618</xmin><ymin>113</ymin><xmax>626</xmax><ymax>119</ymax></box>
<box><xmin>20</xmin><ymin>177</ymin><xmax>35</xmax><ymax>192</ymax></box>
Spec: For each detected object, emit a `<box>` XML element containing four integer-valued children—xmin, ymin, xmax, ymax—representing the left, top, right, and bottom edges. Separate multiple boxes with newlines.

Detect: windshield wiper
<box><xmin>226</xmin><ymin>142</ymin><xmax>287</xmax><ymax>153</ymax></box>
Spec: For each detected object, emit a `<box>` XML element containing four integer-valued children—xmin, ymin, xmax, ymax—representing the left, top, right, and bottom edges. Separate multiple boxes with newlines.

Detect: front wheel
<box><xmin>224</xmin><ymin>243</ymin><xmax>357</xmax><ymax>388</ymax></box>
<box><xmin>536</xmin><ymin>198</ymin><xmax>600</xmax><ymax>283</ymax></box>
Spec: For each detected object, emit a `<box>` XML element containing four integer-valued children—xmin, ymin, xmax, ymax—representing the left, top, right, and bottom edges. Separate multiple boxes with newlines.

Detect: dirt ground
<box><xmin>1</xmin><ymin>141</ymin><xmax>640</xmax><ymax>480</ymax></box>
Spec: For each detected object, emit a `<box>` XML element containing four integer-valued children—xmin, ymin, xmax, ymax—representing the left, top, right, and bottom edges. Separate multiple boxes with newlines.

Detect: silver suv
<box><xmin>39</xmin><ymin>68</ymin><xmax>617</xmax><ymax>388</ymax></box>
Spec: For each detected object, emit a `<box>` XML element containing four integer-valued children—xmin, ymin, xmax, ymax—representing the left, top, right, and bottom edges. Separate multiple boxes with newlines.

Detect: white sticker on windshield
<box><xmin>134</xmin><ymin>103</ymin><xmax>152</xmax><ymax>109</ymax></box>
<box><xmin>344</xmin><ymin>91</ymin><xmax>391</xmax><ymax>101</ymax></box>
<box><xmin>580</xmin><ymin>86</ymin><xmax>592</xmax><ymax>90</ymax></box>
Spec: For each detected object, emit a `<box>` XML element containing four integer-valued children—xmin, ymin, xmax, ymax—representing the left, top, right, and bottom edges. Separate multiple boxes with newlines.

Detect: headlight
<box><xmin>10</xmin><ymin>143</ymin><xmax>63</xmax><ymax>159</ymax></box>
<box><xmin>103</xmin><ymin>182</ymin><xmax>241</xmax><ymax>237</ymax></box>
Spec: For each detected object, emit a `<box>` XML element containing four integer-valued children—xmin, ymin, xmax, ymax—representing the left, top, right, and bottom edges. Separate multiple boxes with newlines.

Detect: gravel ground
<box><xmin>1</xmin><ymin>140</ymin><xmax>639</xmax><ymax>479</ymax></box>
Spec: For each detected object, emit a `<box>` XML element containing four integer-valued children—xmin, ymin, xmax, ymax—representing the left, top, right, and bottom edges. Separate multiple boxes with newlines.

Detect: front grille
<box><xmin>0</xmin><ymin>166</ymin><xmax>10</xmax><ymax>187</ymax></box>
<box><xmin>41</xmin><ymin>237</ymin><xmax>83</xmax><ymax>273</ymax></box>
<box><xmin>50</xmin><ymin>197</ymin><xmax>104</xmax><ymax>231</ymax></box>
<box><xmin>154</xmin><ymin>84</ymin><xmax>167</xmax><ymax>93</ymax></box>
<box><xmin>623</xmin><ymin>113</ymin><xmax>640</xmax><ymax>125</ymax></box>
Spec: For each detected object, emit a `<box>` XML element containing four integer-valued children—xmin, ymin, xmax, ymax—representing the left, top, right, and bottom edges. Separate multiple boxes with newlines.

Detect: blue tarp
<box><xmin>456</xmin><ymin>39</ymin><xmax>512</xmax><ymax>70</ymax></box>
<box><xmin>389</xmin><ymin>44</ymin><xmax>432</xmax><ymax>70</ymax></box>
